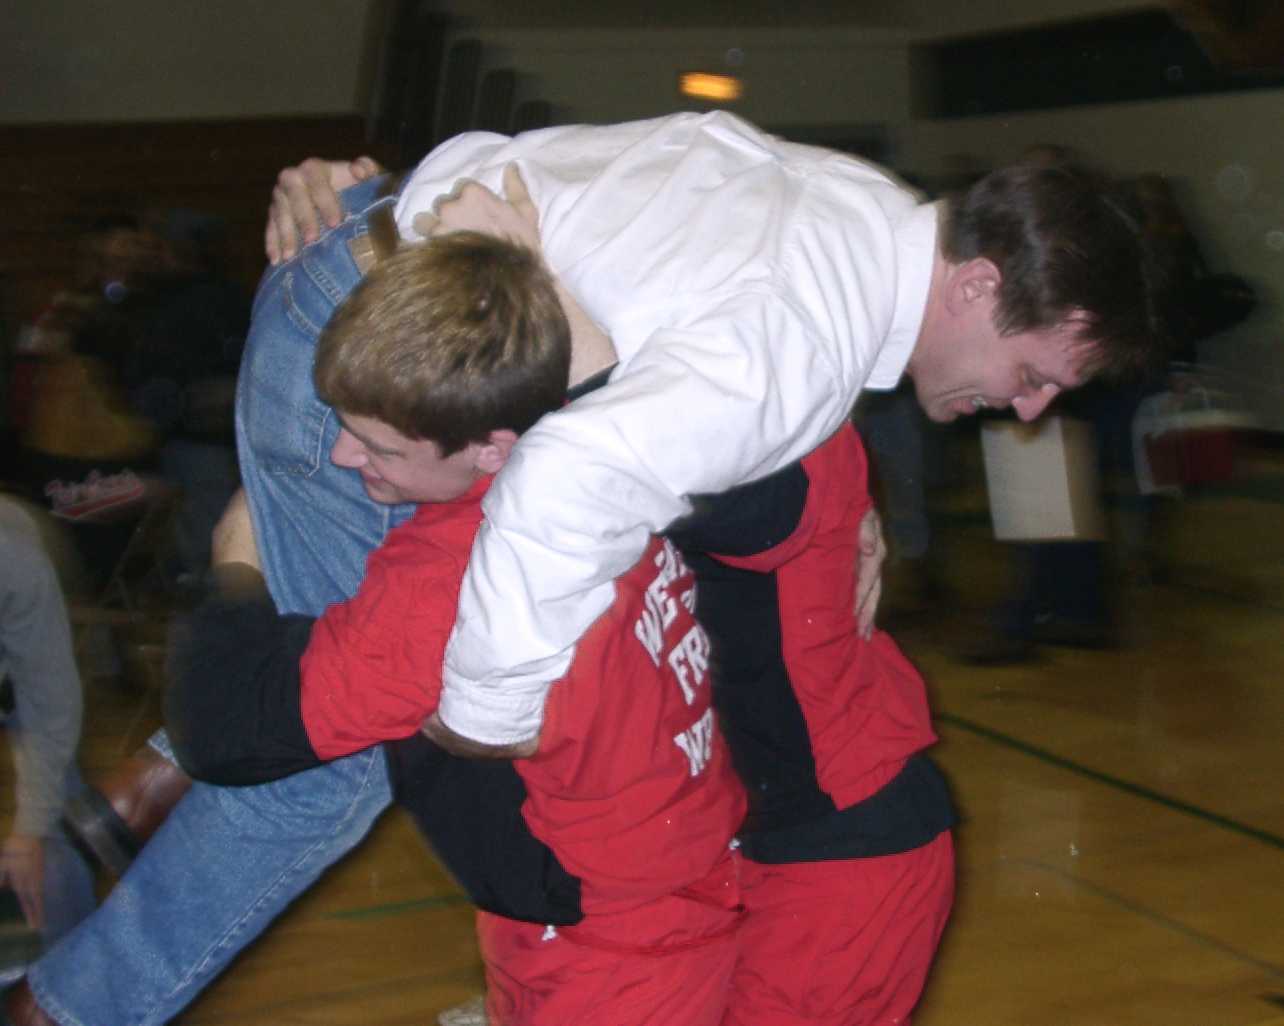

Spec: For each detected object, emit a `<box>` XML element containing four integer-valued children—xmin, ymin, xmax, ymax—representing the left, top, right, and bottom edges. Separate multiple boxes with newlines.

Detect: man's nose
<box><xmin>1011</xmin><ymin>384</ymin><xmax>1059</xmax><ymax>423</ymax></box>
<box><xmin>331</xmin><ymin>428</ymin><xmax>365</xmax><ymax>468</ymax></box>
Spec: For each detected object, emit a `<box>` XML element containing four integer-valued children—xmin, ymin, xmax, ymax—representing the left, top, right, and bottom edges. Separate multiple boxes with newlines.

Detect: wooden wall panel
<box><xmin>0</xmin><ymin>116</ymin><xmax>397</xmax><ymax>327</ymax></box>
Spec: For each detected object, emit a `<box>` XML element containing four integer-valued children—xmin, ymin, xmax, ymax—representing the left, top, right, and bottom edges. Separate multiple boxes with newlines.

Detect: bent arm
<box><xmin>165</xmin><ymin>574</ymin><xmax>321</xmax><ymax>785</ymax></box>
<box><xmin>266</xmin><ymin>156</ymin><xmax>385</xmax><ymax>263</ymax></box>
<box><xmin>168</xmin><ymin>537</ymin><xmax>457</xmax><ymax>782</ymax></box>
<box><xmin>413</xmin><ymin>166</ymin><xmax>617</xmax><ymax>386</ymax></box>
<box><xmin>165</xmin><ymin>576</ymin><xmax>585</xmax><ymax>927</ymax></box>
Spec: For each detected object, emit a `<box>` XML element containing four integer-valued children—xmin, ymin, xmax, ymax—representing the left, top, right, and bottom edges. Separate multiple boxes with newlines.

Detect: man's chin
<box><xmin>926</xmin><ymin>403</ymin><xmax>958</xmax><ymax>424</ymax></box>
<box><xmin>361</xmin><ymin>479</ymin><xmax>397</xmax><ymax>504</ymax></box>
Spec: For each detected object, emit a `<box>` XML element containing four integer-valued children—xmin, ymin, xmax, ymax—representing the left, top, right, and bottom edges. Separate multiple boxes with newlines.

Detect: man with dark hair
<box><xmin>937</xmin><ymin>160</ymin><xmax>1161</xmax><ymax>376</ymax></box>
<box><xmin>255</xmin><ymin>120</ymin><xmax>1170</xmax><ymax>766</ymax></box>
<box><xmin>364</xmin><ymin>116</ymin><xmax>1169</xmax><ymax>754</ymax></box>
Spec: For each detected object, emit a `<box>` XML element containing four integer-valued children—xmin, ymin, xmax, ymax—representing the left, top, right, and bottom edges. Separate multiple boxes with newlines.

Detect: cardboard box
<box><xmin>980</xmin><ymin>416</ymin><xmax>1106</xmax><ymax>541</ymax></box>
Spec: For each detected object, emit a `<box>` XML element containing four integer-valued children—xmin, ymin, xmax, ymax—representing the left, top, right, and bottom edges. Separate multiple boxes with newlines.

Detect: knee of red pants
<box><xmin>724</xmin><ymin>831</ymin><xmax>954</xmax><ymax>1026</ymax></box>
<box><xmin>477</xmin><ymin>856</ymin><xmax>742</xmax><ymax>1026</ymax></box>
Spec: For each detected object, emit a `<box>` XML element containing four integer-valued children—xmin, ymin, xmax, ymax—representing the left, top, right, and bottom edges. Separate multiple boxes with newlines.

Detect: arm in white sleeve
<box><xmin>439</xmin><ymin>291</ymin><xmax>869</xmax><ymax>743</ymax></box>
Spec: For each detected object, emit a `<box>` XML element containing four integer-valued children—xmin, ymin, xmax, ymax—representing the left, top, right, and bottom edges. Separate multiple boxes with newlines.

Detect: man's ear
<box><xmin>1060</xmin><ymin>308</ymin><xmax>1093</xmax><ymax>336</ymax></box>
<box><xmin>945</xmin><ymin>257</ymin><xmax>1001</xmax><ymax>316</ymax></box>
<box><xmin>473</xmin><ymin>429</ymin><xmax>519</xmax><ymax>475</ymax></box>
<box><xmin>1058</xmin><ymin>309</ymin><xmax>1103</xmax><ymax>373</ymax></box>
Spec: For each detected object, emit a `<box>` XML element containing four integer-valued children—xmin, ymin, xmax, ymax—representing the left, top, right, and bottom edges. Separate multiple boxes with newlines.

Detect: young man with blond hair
<box><xmin>162</xmin><ymin>232</ymin><xmax>745</xmax><ymax>1026</ymax></box>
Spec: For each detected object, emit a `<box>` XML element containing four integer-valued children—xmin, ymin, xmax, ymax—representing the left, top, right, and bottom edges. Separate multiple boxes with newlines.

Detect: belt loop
<box><xmin>347</xmin><ymin>204</ymin><xmax>400</xmax><ymax>276</ymax></box>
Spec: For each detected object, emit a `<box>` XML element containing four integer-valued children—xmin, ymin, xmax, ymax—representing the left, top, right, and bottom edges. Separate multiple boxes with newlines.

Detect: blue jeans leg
<box><xmin>27</xmin><ymin>182</ymin><xmax>410</xmax><ymax>1024</ymax></box>
<box><xmin>29</xmin><ymin>747</ymin><xmax>392</xmax><ymax>1026</ymax></box>
<box><xmin>237</xmin><ymin>186</ymin><xmax>413</xmax><ymax>616</ymax></box>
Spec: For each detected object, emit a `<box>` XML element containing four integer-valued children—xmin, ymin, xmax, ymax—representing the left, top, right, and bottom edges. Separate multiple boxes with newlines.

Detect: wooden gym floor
<box><xmin>6</xmin><ymin>436</ymin><xmax>1282</xmax><ymax>1026</ymax></box>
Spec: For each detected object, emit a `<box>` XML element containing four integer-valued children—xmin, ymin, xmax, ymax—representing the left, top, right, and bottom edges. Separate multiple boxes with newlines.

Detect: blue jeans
<box><xmin>28</xmin><ymin>179</ymin><xmax>414</xmax><ymax>1026</ymax></box>
<box><xmin>234</xmin><ymin>185</ymin><xmax>413</xmax><ymax>616</ymax></box>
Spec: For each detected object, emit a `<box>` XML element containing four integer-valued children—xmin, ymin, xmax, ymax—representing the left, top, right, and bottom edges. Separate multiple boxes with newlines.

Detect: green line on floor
<box><xmin>1016</xmin><ymin>858</ymin><xmax>1284</xmax><ymax>979</ymax></box>
<box><xmin>937</xmin><ymin>712</ymin><xmax>1284</xmax><ymax>851</ymax></box>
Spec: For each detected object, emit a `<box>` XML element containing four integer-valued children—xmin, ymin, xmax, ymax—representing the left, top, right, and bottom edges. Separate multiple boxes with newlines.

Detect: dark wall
<box><xmin>0</xmin><ymin>116</ymin><xmax>396</xmax><ymax>326</ymax></box>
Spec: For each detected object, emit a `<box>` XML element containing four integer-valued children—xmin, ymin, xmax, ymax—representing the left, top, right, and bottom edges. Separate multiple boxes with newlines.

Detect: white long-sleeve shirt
<box><xmin>395</xmin><ymin>111</ymin><xmax>937</xmax><ymax>743</ymax></box>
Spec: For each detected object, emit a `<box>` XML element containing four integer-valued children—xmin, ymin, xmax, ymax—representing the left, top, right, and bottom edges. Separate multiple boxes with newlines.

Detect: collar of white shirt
<box><xmin>866</xmin><ymin>200</ymin><xmax>940</xmax><ymax>390</ymax></box>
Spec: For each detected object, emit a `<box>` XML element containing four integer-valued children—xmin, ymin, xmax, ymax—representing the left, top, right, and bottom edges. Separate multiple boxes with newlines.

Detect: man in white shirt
<box><xmin>272</xmin><ymin>112</ymin><xmax>1167</xmax><ymax>752</ymax></box>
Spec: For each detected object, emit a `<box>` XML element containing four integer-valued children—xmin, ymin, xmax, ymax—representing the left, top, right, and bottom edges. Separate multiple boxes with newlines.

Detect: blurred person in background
<box><xmin>128</xmin><ymin>209</ymin><xmax>248</xmax><ymax>585</ymax></box>
<box><xmin>16</xmin><ymin>217</ymin><xmax>160</xmax><ymax>595</ymax></box>
<box><xmin>11</xmin><ymin>217</ymin><xmax>157</xmax><ymax>469</ymax></box>
<box><xmin>853</xmin><ymin>365</ymin><xmax>946</xmax><ymax>628</ymax></box>
<box><xmin>964</xmin><ymin>164</ymin><xmax>1245</xmax><ymax>664</ymax></box>
<box><xmin>17</xmin><ymin>206</ymin><xmax>250</xmax><ymax>595</ymax></box>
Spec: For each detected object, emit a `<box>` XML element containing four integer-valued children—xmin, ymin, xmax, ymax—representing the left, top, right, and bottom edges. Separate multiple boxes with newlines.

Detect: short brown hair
<box><xmin>314</xmin><ymin>232</ymin><xmax>571</xmax><ymax>454</ymax></box>
<box><xmin>943</xmin><ymin>158</ymin><xmax>1176</xmax><ymax>378</ymax></box>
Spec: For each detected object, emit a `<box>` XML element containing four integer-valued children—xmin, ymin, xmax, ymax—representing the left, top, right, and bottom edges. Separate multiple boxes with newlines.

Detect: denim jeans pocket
<box><xmin>239</xmin><ymin>270</ymin><xmax>333</xmax><ymax>478</ymax></box>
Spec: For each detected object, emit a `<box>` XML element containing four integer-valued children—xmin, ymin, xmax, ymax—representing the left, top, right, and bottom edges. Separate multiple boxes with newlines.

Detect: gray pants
<box><xmin>0</xmin><ymin>498</ymin><xmax>96</xmax><ymax>947</ymax></box>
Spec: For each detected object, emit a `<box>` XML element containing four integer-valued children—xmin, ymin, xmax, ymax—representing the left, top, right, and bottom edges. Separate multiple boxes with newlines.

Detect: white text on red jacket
<box><xmin>633</xmin><ymin>539</ymin><xmax>713</xmax><ymax>776</ymax></box>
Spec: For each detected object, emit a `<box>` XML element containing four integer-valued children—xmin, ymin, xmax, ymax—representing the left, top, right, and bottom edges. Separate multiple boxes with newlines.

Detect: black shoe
<box><xmin>61</xmin><ymin>788</ymin><xmax>140</xmax><ymax>877</ymax></box>
<box><xmin>60</xmin><ymin>746</ymin><xmax>192</xmax><ymax>877</ymax></box>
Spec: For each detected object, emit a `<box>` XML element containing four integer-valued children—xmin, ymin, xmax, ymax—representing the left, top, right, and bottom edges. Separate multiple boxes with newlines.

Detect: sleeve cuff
<box><xmin>437</xmin><ymin>659</ymin><xmax>570</xmax><ymax>745</ymax></box>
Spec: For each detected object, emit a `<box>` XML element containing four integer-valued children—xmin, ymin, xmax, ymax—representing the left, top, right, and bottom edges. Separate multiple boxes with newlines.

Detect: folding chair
<box><xmin>62</xmin><ymin>481</ymin><xmax>179</xmax><ymax>688</ymax></box>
